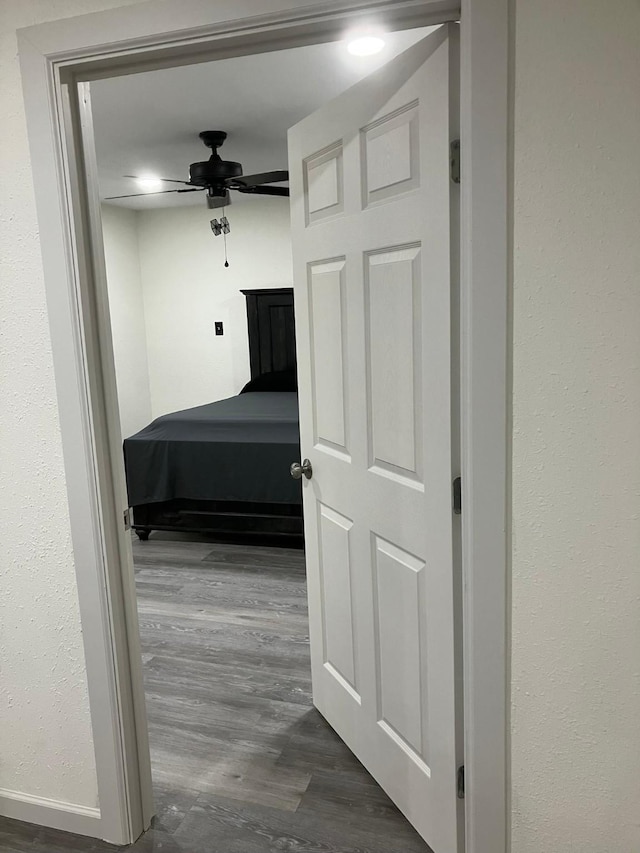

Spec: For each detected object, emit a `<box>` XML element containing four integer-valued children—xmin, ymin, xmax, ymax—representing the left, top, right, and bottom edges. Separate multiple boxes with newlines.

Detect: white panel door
<box><xmin>288</xmin><ymin>25</ymin><xmax>461</xmax><ymax>853</ymax></box>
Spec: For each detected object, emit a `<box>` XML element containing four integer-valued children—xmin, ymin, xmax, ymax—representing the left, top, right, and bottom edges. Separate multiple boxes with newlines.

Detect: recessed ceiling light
<box><xmin>347</xmin><ymin>35</ymin><xmax>385</xmax><ymax>56</ymax></box>
<box><xmin>135</xmin><ymin>175</ymin><xmax>163</xmax><ymax>192</ymax></box>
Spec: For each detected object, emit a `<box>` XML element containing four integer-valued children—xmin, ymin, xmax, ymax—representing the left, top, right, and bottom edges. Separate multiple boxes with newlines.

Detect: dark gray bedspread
<box><xmin>123</xmin><ymin>392</ymin><xmax>301</xmax><ymax>506</ymax></box>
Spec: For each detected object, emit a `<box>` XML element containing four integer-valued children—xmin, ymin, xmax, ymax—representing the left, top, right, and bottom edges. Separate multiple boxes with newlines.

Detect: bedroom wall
<box><xmin>0</xmin><ymin>0</ymin><xmax>144</xmax><ymax>817</ymax></box>
<box><xmin>101</xmin><ymin>204</ymin><xmax>152</xmax><ymax>438</ymax></box>
<box><xmin>510</xmin><ymin>0</ymin><xmax>640</xmax><ymax>850</ymax></box>
<box><xmin>136</xmin><ymin>197</ymin><xmax>293</xmax><ymax>417</ymax></box>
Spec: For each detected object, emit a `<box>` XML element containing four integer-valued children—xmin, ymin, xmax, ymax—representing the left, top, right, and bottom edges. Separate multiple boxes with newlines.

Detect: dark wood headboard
<box><xmin>241</xmin><ymin>288</ymin><xmax>297</xmax><ymax>379</ymax></box>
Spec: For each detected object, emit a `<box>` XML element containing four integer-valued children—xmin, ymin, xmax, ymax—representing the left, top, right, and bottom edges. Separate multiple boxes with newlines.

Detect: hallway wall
<box><xmin>0</xmin><ymin>0</ymin><xmax>144</xmax><ymax>814</ymax></box>
<box><xmin>511</xmin><ymin>1</ymin><xmax>640</xmax><ymax>849</ymax></box>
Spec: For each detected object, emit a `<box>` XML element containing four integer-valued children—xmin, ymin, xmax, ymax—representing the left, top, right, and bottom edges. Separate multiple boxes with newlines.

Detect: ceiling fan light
<box><xmin>346</xmin><ymin>35</ymin><xmax>385</xmax><ymax>56</ymax></box>
<box><xmin>135</xmin><ymin>175</ymin><xmax>163</xmax><ymax>192</ymax></box>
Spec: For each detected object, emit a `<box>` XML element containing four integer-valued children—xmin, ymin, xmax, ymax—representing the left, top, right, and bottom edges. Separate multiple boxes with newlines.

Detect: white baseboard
<box><xmin>0</xmin><ymin>788</ymin><xmax>102</xmax><ymax>839</ymax></box>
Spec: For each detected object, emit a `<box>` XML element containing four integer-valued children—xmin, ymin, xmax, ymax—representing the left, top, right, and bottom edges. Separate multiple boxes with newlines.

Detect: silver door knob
<box><xmin>290</xmin><ymin>459</ymin><xmax>313</xmax><ymax>480</ymax></box>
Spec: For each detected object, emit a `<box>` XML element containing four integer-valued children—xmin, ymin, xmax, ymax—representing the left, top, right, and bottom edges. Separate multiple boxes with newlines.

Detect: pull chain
<box><xmin>222</xmin><ymin>206</ymin><xmax>229</xmax><ymax>267</ymax></box>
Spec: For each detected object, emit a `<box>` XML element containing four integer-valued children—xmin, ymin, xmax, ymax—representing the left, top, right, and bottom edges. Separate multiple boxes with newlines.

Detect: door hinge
<box><xmin>457</xmin><ymin>765</ymin><xmax>465</xmax><ymax>799</ymax></box>
<box><xmin>123</xmin><ymin>508</ymin><xmax>132</xmax><ymax>531</ymax></box>
<box><xmin>453</xmin><ymin>476</ymin><xmax>462</xmax><ymax>515</ymax></box>
<box><xmin>450</xmin><ymin>139</ymin><xmax>461</xmax><ymax>184</ymax></box>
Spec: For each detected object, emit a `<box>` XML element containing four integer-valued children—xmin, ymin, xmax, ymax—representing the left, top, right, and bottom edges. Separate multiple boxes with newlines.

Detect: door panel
<box><xmin>308</xmin><ymin>259</ymin><xmax>349</xmax><ymax>453</ymax></box>
<box><xmin>361</xmin><ymin>101</ymin><xmax>420</xmax><ymax>203</ymax></box>
<box><xmin>318</xmin><ymin>502</ymin><xmax>358</xmax><ymax>696</ymax></box>
<box><xmin>365</xmin><ymin>244</ymin><xmax>422</xmax><ymax>480</ymax></box>
<box><xmin>289</xmin><ymin>24</ymin><xmax>461</xmax><ymax>853</ymax></box>
<box><xmin>304</xmin><ymin>142</ymin><xmax>344</xmax><ymax>223</ymax></box>
<box><xmin>372</xmin><ymin>534</ymin><xmax>428</xmax><ymax>764</ymax></box>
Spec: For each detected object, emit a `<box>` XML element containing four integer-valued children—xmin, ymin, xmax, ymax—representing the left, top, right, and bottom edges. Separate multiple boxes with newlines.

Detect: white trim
<box><xmin>17</xmin><ymin>1</ymin><xmax>509</xmax><ymax>850</ymax></box>
<box><xmin>459</xmin><ymin>2</ymin><xmax>509</xmax><ymax>852</ymax></box>
<box><xmin>0</xmin><ymin>790</ymin><xmax>101</xmax><ymax>838</ymax></box>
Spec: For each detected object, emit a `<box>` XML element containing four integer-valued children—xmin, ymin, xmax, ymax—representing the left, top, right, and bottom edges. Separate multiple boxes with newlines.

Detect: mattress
<box><xmin>123</xmin><ymin>391</ymin><xmax>302</xmax><ymax>507</ymax></box>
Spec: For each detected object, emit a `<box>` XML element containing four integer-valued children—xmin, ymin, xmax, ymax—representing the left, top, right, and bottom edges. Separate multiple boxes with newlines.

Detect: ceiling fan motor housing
<box><xmin>189</xmin><ymin>158</ymin><xmax>242</xmax><ymax>188</ymax></box>
<box><xmin>189</xmin><ymin>130</ymin><xmax>242</xmax><ymax>191</ymax></box>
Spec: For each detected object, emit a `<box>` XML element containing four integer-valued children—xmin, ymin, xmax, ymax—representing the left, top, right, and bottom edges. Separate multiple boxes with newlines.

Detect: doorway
<box><xmin>89</xmin><ymin>27</ymin><xmax>447</xmax><ymax>852</ymax></box>
<box><xmin>16</xmin><ymin>3</ymin><xmax>510</xmax><ymax>849</ymax></box>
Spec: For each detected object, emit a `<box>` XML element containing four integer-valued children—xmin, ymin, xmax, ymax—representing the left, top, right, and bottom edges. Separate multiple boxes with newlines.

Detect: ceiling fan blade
<box><xmin>104</xmin><ymin>188</ymin><xmax>204</xmax><ymax>200</ymax></box>
<box><xmin>207</xmin><ymin>191</ymin><xmax>231</xmax><ymax>209</ymax></box>
<box><xmin>124</xmin><ymin>175</ymin><xmax>193</xmax><ymax>186</ymax></box>
<box><xmin>231</xmin><ymin>170</ymin><xmax>289</xmax><ymax>188</ymax></box>
<box><xmin>234</xmin><ymin>185</ymin><xmax>290</xmax><ymax>197</ymax></box>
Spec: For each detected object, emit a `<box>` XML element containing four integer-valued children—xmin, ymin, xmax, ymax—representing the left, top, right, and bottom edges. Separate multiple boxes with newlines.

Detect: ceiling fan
<box><xmin>105</xmin><ymin>131</ymin><xmax>289</xmax><ymax>208</ymax></box>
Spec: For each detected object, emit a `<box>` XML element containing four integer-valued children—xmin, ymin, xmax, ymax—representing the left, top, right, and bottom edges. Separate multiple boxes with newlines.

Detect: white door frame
<box><xmin>17</xmin><ymin>1</ymin><xmax>509</xmax><ymax>851</ymax></box>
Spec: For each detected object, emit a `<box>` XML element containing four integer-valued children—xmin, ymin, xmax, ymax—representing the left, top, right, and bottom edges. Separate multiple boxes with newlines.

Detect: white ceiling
<box><xmin>92</xmin><ymin>26</ymin><xmax>434</xmax><ymax>209</ymax></box>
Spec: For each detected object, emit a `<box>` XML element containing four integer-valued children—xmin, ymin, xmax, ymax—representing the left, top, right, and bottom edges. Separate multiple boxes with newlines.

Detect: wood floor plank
<box><xmin>173</xmin><ymin>792</ymin><xmax>431</xmax><ymax>853</ymax></box>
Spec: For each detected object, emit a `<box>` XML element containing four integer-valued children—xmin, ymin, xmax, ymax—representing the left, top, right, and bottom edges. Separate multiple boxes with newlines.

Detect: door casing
<box><xmin>16</xmin><ymin>2</ymin><xmax>510</xmax><ymax>852</ymax></box>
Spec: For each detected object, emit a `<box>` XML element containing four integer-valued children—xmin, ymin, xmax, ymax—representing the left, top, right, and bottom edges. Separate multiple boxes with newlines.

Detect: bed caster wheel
<box><xmin>135</xmin><ymin>528</ymin><xmax>150</xmax><ymax>541</ymax></box>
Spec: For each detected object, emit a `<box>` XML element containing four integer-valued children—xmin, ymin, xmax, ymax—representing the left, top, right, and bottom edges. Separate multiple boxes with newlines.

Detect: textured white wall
<box><xmin>102</xmin><ymin>204</ymin><xmax>152</xmax><ymax>438</ymax></box>
<box><xmin>137</xmin><ymin>198</ymin><xmax>293</xmax><ymax>417</ymax></box>
<box><xmin>511</xmin><ymin>1</ymin><xmax>640</xmax><ymax>851</ymax></box>
<box><xmin>0</xmin><ymin>0</ymin><xmax>144</xmax><ymax>814</ymax></box>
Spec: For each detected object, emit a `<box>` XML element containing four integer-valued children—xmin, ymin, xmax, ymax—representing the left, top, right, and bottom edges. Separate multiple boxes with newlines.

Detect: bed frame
<box><xmin>131</xmin><ymin>287</ymin><xmax>302</xmax><ymax>544</ymax></box>
<box><xmin>132</xmin><ymin>499</ymin><xmax>302</xmax><ymax>542</ymax></box>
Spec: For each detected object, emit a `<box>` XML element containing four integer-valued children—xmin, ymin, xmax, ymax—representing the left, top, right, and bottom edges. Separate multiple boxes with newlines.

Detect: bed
<box><xmin>124</xmin><ymin>287</ymin><xmax>303</xmax><ymax>541</ymax></box>
<box><xmin>124</xmin><ymin>388</ymin><xmax>302</xmax><ymax>540</ymax></box>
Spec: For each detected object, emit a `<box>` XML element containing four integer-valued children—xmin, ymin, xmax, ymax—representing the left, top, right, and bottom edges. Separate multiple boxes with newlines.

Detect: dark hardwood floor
<box><xmin>0</xmin><ymin>533</ymin><xmax>431</xmax><ymax>853</ymax></box>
